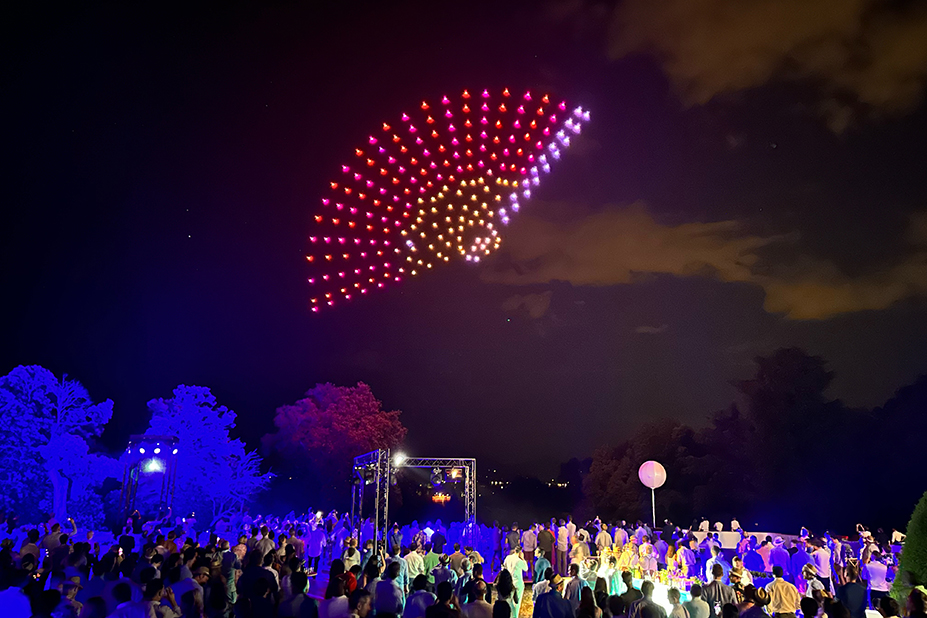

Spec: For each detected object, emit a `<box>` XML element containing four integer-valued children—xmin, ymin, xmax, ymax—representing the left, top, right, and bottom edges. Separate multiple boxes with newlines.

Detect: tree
<box><xmin>145</xmin><ymin>385</ymin><xmax>272</xmax><ymax>525</ymax></box>
<box><xmin>871</xmin><ymin>376</ymin><xmax>927</xmax><ymax>526</ymax></box>
<box><xmin>892</xmin><ymin>491</ymin><xmax>927</xmax><ymax>602</ymax></box>
<box><xmin>0</xmin><ymin>365</ymin><xmax>119</xmax><ymax>523</ymax></box>
<box><xmin>263</xmin><ymin>382</ymin><xmax>407</xmax><ymax>506</ymax></box>
<box><xmin>685</xmin><ymin>405</ymin><xmax>756</xmax><ymax>522</ymax></box>
<box><xmin>583</xmin><ymin>419</ymin><xmax>701</xmax><ymax>524</ymax></box>
<box><xmin>736</xmin><ymin>348</ymin><xmax>866</xmax><ymax>530</ymax></box>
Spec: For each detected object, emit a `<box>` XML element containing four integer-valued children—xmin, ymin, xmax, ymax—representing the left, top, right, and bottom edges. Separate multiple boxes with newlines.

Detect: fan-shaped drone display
<box><xmin>307</xmin><ymin>88</ymin><xmax>589</xmax><ymax>311</ymax></box>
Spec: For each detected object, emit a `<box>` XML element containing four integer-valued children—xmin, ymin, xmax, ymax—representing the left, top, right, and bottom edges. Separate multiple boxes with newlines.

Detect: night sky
<box><xmin>4</xmin><ymin>0</ymin><xmax>927</xmax><ymax>477</ymax></box>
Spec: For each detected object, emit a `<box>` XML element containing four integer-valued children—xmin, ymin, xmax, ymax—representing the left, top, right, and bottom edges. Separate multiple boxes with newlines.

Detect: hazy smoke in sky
<box><xmin>485</xmin><ymin>203</ymin><xmax>927</xmax><ymax>320</ymax></box>
<box><xmin>595</xmin><ymin>0</ymin><xmax>927</xmax><ymax>130</ymax></box>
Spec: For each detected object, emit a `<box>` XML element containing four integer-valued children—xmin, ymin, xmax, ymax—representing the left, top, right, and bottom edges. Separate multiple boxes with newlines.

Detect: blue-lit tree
<box><xmin>0</xmin><ymin>365</ymin><xmax>120</xmax><ymax>524</ymax></box>
<box><xmin>145</xmin><ymin>385</ymin><xmax>272</xmax><ymax>525</ymax></box>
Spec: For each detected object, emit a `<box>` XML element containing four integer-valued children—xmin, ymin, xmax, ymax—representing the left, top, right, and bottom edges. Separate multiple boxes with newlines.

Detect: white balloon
<box><xmin>638</xmin><ymin>460</ymin><xmax>667</xmax><ymax>489</ymax></box>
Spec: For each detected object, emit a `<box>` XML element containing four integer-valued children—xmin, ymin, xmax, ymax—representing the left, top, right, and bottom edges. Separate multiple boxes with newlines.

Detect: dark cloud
<box><xmin>485</xmin><ymin>203</ymin><xmax>927</xmax><ymax>320</ymax></box>
<box><xmin>601</xmin><ymin>0</ymin><xmax>927</xmax><ymax>129</ymax></box>
<box><xmin>501</xmin><ymin>292</ymin><xmax>554</xmax><ymax>319</ymax></box>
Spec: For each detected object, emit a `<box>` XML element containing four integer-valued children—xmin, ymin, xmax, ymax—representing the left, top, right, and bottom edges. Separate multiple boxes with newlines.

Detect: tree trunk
<box><xmin>48</xmin><ymin>468</ymin><xmax>68</xmax><ymax>522</ymax></box>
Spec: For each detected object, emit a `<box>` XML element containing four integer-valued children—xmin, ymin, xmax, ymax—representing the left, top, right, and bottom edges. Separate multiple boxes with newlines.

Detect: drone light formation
<box><xmin>306</xmin><ymin>88</ymin><xmax>589</xmax><ymax>311</ymax></box>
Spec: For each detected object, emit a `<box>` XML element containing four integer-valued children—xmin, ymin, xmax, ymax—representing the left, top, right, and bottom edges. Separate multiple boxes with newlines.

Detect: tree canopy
<box><xmin>263</xmin><ymin>382</ymin><xmax>406</xmax><ymax>506</ymax></box>
<box><xmin>0</xmin><ymin>365</ymin><xmax>120</xmax><ymax>525</ymax></box>
<box><xmin>583</xmin><ymin>348</ymin><xmax>924</xmax><ymax>532</ymax></box>
<box><xmin>146</xmin><ymin>385</ymin><xmax>272</xmax><ymax>525</ymax></box>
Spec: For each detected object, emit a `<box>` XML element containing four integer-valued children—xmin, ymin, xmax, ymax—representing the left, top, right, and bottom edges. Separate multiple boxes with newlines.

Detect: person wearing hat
<box><xmin>770</xmin><ymin>538</ymin><xmax>792</xmax><ymax>578</ymax></box>
<box><xmin>434</xmin><ymin>553</ymin><xmax>459</xmax><ymax>587</ymax></box>
<box><xmin>802</xmin><ymin>564</ymin><xmax>826</xmax><ymax>598</ymax></box>
<box><xmin>728</xmin><ymin>568</ymin><xmax>745</xmax><ymax>603</ymax></box>
<box><xmin>55</xmin><ymin>578</ymin><xmax>83</xmax><ymax>617</ymax></box>
<box><xmin>731</xmin><ymin>556</ymin><xmax>753</xmax><ymax>586</ymax></box>
<box><xmin>533</xmin><ymin>573</ymin><xmax>573</xmax><ymax>618</ymax></box>
<box><xmin>739</xmin><ymin>585</ymin><xmax>771</xmax><ymax>618</ymax></box>
<box><xmin>766</xmin><ymin>565</ymin><xmax>801</xmax><ymax>618</ymax></box>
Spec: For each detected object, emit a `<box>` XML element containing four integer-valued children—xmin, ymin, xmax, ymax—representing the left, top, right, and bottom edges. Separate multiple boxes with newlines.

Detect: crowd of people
<box><xmin>0</xmin><ymin>509</ymin><xmax>922</xmax><ymax>618</ymax></box>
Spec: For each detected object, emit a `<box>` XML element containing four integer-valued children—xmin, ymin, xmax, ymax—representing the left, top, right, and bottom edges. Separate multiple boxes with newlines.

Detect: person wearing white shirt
<box><xmin>704</xmin><ymin>546</ymin><xmax>730</xmax><ymax>584</ymax></box>
<box><xmin>256</xmin><ymin>526</ymin><xmax>276</xmax><ymax>560</ymax></box>
<box><xmin>698</xmin><ymin>519</ymin><xmax>710</xmax><ymax>533</ymax></box>
<box><xmin>731</xmin><ymin>519</ymin><xmax>741</xmax><ymax>532</ymax></box>
<box><xmin>503</xmin><ymin>548</ymin><xmax>529</xmax><ymax>603</ymax></box>
<box><xmin>566</xmin><ymin>517</ymin><xmax>577</xmax><ymax>544</ymax></box>
<box><xmin>563</xmin><ymin>563</ymin><xmax>583</xmax><ymax>613</ymax></box>
<box><xmin>683</xmin><ymin>584</ymin><xmax>711</xmax><ymax>618</ymax></box>
<box><xmin>811</xmin><ymin>542</ymin><xmax>833</xmax><ymax>592</ymax></box>
<box><xmin>613</xmin><ymin>525</ymin><xmax>629</xmax><ymax>548</ymax></box>
<box><xmin>404</xmin><ymin>575</ymin><xmax>437</xmax><ymax>618</ymax></box>
<box><xmin>307</xmin><ymin>524</ymin><xmax>327</xmax><ymax>573</ymax></box>
<box><xmin>765</xmin><ymin>566</ymin><xmax>802</xmax><ymax>617</ymax></box>
<box><xmin>319</xmin><ymin>581</ymin><xmax>350</xmax><ymax>618</ymax></box>
<box><xmin>522</xmin><ymin>525</ymin><xmax>538</xmax><ymax>579</ymax></box>
<box><xmin>533</xmin><ymin>577</ymin><xmax>552</xmax><ymax>602</ymax></box>
<box><xmin>556</xmin><ymin>521</ymin><xmax>570</xmax><ymax>576</ymax></box>
<box><xmin>405</xmin><ymin>543</ymin><xmax>425</xmax><ymax>581</ymax></box>
<box><xmin>731</xmin><ymin>556</ymin><xmax>753</xmax><ymax>586</ymax></box>
<box><xmin>595</xmin><ymin>524</ymin><xmax>613</xmax><ymax>554</ymax></box>
<box><xmin>862</xmin><ymin>552</ymin><xmax>892</xmax><ymax>607</ymax></box>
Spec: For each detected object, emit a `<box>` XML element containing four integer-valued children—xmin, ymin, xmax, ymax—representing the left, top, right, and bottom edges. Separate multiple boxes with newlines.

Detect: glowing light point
<box><xmin>144</xmin><ymin>458</ymin><xmax>164</xmax><ymax>473</ymax></box>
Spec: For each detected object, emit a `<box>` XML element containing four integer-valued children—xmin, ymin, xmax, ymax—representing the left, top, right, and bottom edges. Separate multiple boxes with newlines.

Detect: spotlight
<box><xmin>393</xmin><ymin>452</ymin><xmax>407</xmax><ymax>466</ymax></box>
<box><xmin>154</xmin><ymin>448</ymin><xmax>161</xmax><ymax>454</ymax></box>
<box><xmin>172</xmin><ymin>448</ymin><xmax>178</xmax><ymax>455</ymax></box>
<box><xmin>139</xmin><ymin>447</ymin><xmax>146</xmax><ymax>454</ymax></box>
<box><xmin>431</xmin><ymin>468</ymin><xmax>443</xmax><ymax>486</ymax></box>
<box><xmin>143</xmin><ymin>458</ymin><xmax>164</xmax><ymax>473</ymax></box>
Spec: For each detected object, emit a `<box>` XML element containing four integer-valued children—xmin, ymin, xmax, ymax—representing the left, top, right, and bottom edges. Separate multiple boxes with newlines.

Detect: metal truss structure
<box><xmin>352</xmin><ymin>450</ymin><xmax>477</xmax><ymax>553</ymax></box>
<box><xmin>351</xmin><ymin>449</ymin><xmax>391</xmax><ymax>554</ymax></box>
<box><xmin>121</xmin><ymin>434</ymin><xmax>179</xmax><ymax>518</ymax></box>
